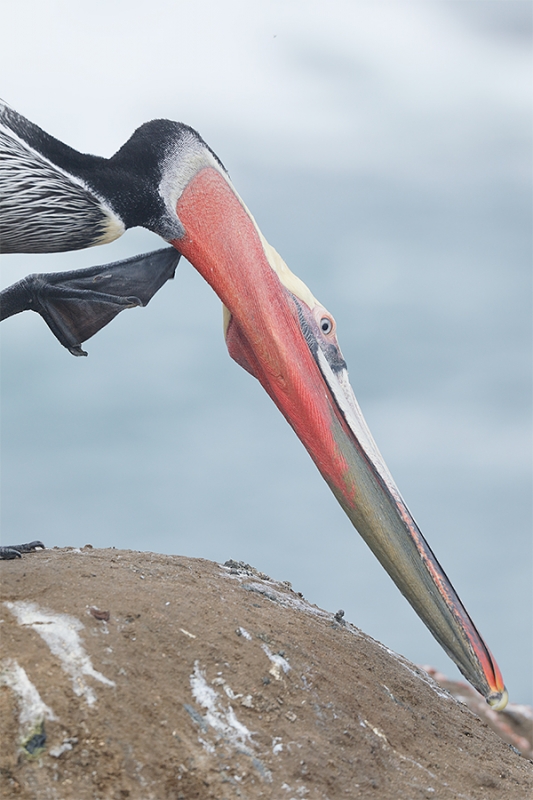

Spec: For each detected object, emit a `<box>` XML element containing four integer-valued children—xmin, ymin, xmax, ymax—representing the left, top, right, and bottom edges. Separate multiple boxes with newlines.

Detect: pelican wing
<box><xmin>0</xmin><ymin>102</ymin><xmax>124</xmax><ymax>254</ymax></box>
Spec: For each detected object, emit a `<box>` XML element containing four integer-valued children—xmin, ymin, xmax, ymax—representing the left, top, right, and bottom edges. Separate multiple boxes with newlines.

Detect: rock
<box><xmin>423</xmin><ymin>666</ymin><xmax>533</xmax><ymax>760</ymax></box>
<box><xmin>1</xmin><ymin>548</ymin><xmax>532</xmax><ymax>799</ymax></box>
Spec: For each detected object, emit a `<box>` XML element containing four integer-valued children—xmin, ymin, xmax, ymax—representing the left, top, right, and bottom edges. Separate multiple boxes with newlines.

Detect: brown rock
<box><xmin>1</xmin><ymin>548</ymin><xmax>531</xmax><ymax>799</ymax></box>
<box><xmin>423</xmin><ymin>666</ymin><xmax>533</xmax><ymax>760</ymax></box>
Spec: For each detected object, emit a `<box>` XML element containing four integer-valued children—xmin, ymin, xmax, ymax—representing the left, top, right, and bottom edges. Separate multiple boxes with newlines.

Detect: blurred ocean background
<box><xmin>1</xmin><ymin>1</ymin><xmax>531</xmax><ymax>703</ymax></box>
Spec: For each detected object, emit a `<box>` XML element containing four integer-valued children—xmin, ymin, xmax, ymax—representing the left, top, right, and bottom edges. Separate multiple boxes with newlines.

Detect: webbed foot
<box><xmin>0</xmin><ymin>540</ymin><xmax>45</xmax><ymax>560</ymax></box>
<box><xmin>0</xmin><ymin>247</ymin><xmax>180</xmax><ymax>355</ymax></box>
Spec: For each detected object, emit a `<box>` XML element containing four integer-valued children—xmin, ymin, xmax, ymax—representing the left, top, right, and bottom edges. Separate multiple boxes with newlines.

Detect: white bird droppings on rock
<box><xmin>262</xmin><ymin>644</ymin><xmax>290</xmax><ymax>680</ymax></box>
<box><xmin>0</xmin><ymin>658</ymin><xmax>57</xmax><ymax>737</ymax></box>
<box><xmin>4</xmin><ymin>601</ymin><xmax>115</xmax><ymax>706</ymax></box>
<box><xmin>49</xmin><ymin>738</ymin><xmax>78</xmax><ymax>758</ymax></box>
<box><xmin>189</xmin><ymin>661</ymin><xmax>253</xmax><ymax>752</ymax></box>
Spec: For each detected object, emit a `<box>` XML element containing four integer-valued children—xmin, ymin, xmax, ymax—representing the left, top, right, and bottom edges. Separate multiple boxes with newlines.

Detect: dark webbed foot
<box><xmin>0</xmin><ymin>541</ymin><xmax>45</xmax><ymax>560</ymax></box>
<box><xmin>0</xmin><ymin>247</ymin><xmax>180</xmax><ymax>355</ymax></box>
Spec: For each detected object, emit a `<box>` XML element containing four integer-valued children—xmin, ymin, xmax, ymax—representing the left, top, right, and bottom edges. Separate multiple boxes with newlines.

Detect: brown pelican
<box><xmin>0</xmin><ymin>101</ymin><xmax>508</xmax><ymax>709</ymax></box>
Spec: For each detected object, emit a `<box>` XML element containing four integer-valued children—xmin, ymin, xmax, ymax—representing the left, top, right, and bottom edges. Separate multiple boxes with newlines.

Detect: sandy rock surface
<box><xmin>423</xmin><ymin>667</ymin><xmax>533</xmax><ymax>761</ymax></box>
<box><xmin>1</xmin><ymin>547</ymin><xmax>532</xmax><ymax>800</ymax></box>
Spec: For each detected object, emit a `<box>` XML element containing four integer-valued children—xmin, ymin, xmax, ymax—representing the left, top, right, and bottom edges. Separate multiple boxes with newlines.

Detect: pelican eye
<box><xmin>320</xmin><ymin>317</ymin><xmax>333</xmax><ymax>335</ymax></box>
